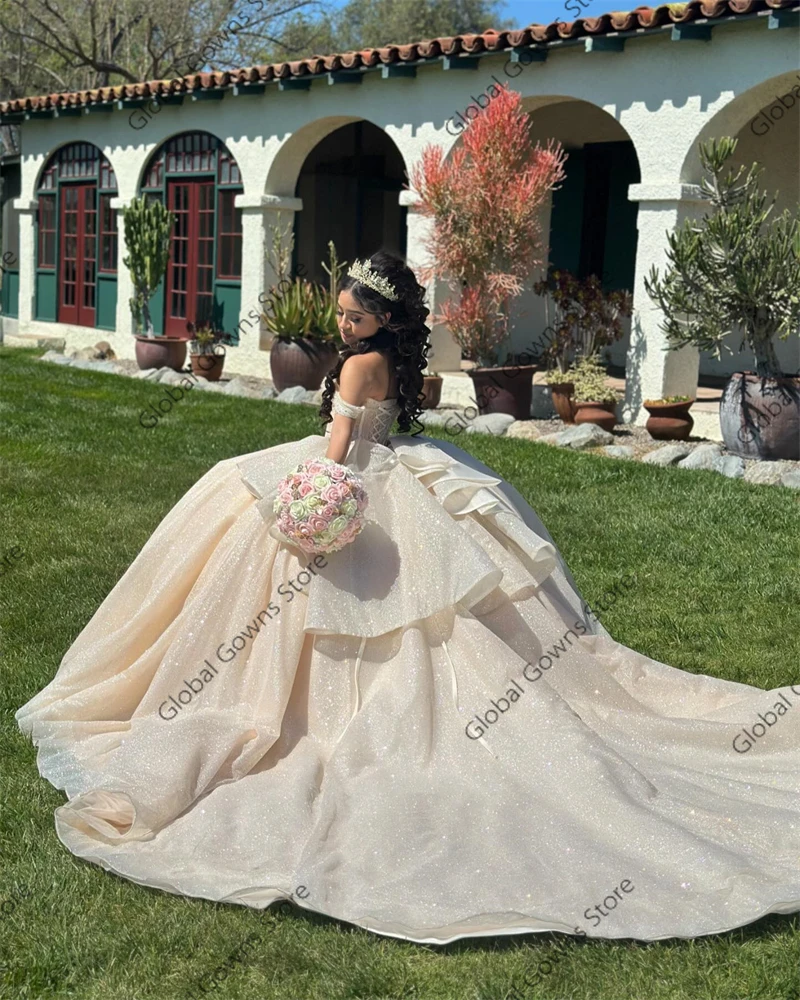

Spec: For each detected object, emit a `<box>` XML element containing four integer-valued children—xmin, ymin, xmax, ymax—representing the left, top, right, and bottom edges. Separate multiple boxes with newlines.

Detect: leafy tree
<box><xmin>645</xmin><ymin>137</ymin><xmax>800</xmax><ymax>379</ymax></box>
<box><xmin>254</xmin><ymin>0</ymin><xmax>513</xmax><ymax>64</ymax></box>
<box><xmin>0</xmin><ymin>0</ymin><xmax>321</xmax><ymax>99</ymax></box>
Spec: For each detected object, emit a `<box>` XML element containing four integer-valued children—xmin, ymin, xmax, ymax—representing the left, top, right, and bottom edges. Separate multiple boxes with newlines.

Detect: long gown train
<box><xmin>16</xmin><ymin>394</ymin><xmax>800</xmax><ymax>944</ymax></box>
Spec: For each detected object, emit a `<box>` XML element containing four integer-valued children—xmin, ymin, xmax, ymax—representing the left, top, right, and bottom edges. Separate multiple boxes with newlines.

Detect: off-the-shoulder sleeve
<box><xmin>332</xmin><ymin>396</ymin><xmax>366</xmax><ymax>420</ymax></box>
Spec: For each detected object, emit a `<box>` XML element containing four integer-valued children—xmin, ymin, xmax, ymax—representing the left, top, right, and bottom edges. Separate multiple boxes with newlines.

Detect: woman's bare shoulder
<box><xmin>339</xmin><ymin>352</ymin><xmax>391</xmax><ymax>401</ymax></box>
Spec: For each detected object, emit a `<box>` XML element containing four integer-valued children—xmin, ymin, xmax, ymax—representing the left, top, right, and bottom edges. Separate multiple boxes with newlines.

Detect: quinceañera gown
<box><xmin>17</xmin><ymin>392</ymin><xmax>800</xmax><ymax>944</ymax></box>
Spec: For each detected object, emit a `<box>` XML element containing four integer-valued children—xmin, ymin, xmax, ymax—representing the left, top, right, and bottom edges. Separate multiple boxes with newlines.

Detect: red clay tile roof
<box><xmin>1</xmin><ymin>0</ymin><xmax>797</xmax><ymax>115</ymax></box>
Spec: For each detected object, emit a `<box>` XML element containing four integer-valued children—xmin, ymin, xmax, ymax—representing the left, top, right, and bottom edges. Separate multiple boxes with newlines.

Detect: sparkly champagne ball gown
<box><xmin>16</xmin><ymin>391</ymin><xmax>800</xmax><ymax>944</ymax></box>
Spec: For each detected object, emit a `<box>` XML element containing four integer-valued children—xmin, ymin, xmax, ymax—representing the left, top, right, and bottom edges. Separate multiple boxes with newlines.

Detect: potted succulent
<box><xmin>534</xmin><ymin>267</ymin><xmax>632</xmax><ymax>425</ymax></box>
<box><xmin>421</xmin><ymin>369</ymin><xmax>443</xmax><ymax>409</ymax></box>
<box><xmin>122</xmin><ymin>197</ymin><xmax>183</xmax><ymax>371</ymax></box>
<box><xmin>645</xmin><ymin>136</ymin><xmax>800</xmax><ymax>460</ymax></box>
<box><xmin>409</xmin><ymin>84</ymin><xmax>567</xmax><ymax>420</ymax></box>
<box><xmin>188</xmin><ymin>324</ymin><xmax>231</xmax><ymax>382</ymax></box>
<box><xmin>643</xmin><ymin>395</ymin><xmax>695</xmax><ymax>440</ymax></box>
<box><xmin>569</xmin><ymin>355</ymin><xmax>620</xmax><ymax>432</ymax></box>
<box><xmin>264</xmin><ymin>226</ymin><xmax>343</xmax><ymax>392</ymax></box>
<box><xmin>545</xmin><ymin>366</ymin><xmax>577</xmax><ymax>424</ymax></box>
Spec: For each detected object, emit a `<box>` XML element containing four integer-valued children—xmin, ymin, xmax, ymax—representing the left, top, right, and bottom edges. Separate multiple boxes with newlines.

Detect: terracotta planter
<box><xmin>719</xmin><ymin>372</ymin><xmax>800</xmax><ymax>460</ymax></box>
<box><xmin>574</xmin><ymin>400</ymin><xmax>618</xmax><ymax>433</ymax></box>
<box><xmin>270</xmin><ymin>338</ymin><xmax>339</xmax><ymax>392</ymax></box>
<box><xmin>467</xmin><ymin>365</ymin><xmax>536</xmax><ymax>420</ymax></box>
<box><xmin>421</xmin><ymin>376</ymin><xmax>443</xmax><ymax>409</ymax></box>
<box><xmin>135</xmin><ymin>335</ymin><xmax>187</xmax><ymax>372</ymax></box>
<box><xmin>190</xmin><ymin>351</ymin><xmax>226</xmax><ymax>382</ymax></box>
<box><xmin>644</xmin><ymin>400</ymin><xmax>694</xmax><ymax>441</ymax></box>
<box><xmin>548</xmin><ymin>382</ymin><xmax>576</xmax><ymax>424</ymax></box>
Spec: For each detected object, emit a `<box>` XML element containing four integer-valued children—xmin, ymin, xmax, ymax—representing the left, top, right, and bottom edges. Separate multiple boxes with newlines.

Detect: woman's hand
<box><xmin>324</xmin><ymin>353</ymin><xmax>386</xmax><ymax>463</ymax></box>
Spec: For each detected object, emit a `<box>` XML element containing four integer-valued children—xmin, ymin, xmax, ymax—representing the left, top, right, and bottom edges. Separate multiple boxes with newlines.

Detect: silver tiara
<box><xmin>347</xmin><ymin>259</ymin><xmax>399</xmax><ymax>301</ymax></box>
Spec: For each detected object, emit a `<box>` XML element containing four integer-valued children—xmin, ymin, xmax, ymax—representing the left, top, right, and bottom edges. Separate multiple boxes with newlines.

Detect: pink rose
<box><xmin>329</xmin><ymin>464</ymin><xmax>347</xmax><ymax>482</ymax></box>
<box><xmin>279</xmin><ymin>489</ymin><xmax>294</xmax><ymax>505</ymax></box>
<box><xmin>321</xmin><ymin>484</ymin><xmax>340</xmax><ymax>505</ymax></box>
<box><xmin>321</xmin><ymin>503</ymin><xmax>338</xmax><ymax>520</ymax></box>
<box><xmin>298</xmin><ymin>480</ymin><xmax>315</xmax><ymax>498</ymax></box>
<box><xmin>308</xmin><ymin>514</ymin><xmax>328</xmax><ymax>533</ymax></box>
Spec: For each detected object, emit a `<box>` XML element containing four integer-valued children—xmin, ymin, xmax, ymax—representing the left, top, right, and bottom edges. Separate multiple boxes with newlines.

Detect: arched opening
<box><xmin>140</xmin><ymin>131</ymin><xmax>243</xmax><ymax>336</ymax></box>
<box><xmin>519</xmin><ymin>97</ymin><xmax>641</xmax><ymax>371</ymax></box>
<box><xmin>35</xmin><ymin>142</ymin><xmax>118</xmax><ymax>329</ymax></box>
<box><xmin>680</xmin><ymin>72</ymin><xmax>800</xmax><ymax>378</ymax></box>
<box><xmin>291</xmin><ymin>120</ymin><xmax>408</xmax><ymax>281</ymax></box>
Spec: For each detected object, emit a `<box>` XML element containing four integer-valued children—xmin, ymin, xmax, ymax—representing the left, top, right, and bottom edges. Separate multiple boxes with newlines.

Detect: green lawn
<box><xmin>1</xmin><ymin>347</ymin><xmax>798</xmax><ymax>1000</ymax></box>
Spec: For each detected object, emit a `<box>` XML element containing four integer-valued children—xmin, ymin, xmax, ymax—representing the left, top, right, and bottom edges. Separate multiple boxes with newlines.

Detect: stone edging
<box><xmin>28</xmin><ymin>348</ymin><xmax>800</xmax><ymax>490</ymax></box>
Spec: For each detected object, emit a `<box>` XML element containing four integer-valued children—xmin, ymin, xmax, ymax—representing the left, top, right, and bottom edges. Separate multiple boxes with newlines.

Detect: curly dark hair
<box><xmin>319</xmin><ymin>250</ymin><xmax>431</xmax><ymax>436</ymax></box>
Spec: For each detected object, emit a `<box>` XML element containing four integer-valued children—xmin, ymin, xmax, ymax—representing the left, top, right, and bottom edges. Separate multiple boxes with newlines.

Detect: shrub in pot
<box><xmin>645</xmin><ymin>136</ymin><xmax>800</xmax><ymax>460</ymax></box>
<box><xmin>569</xmin><ymin>355</ymin><xmax>620</xmax><ymax>432</ymax></box>
<box><xmin>264</xmin><ymin>227</ymin><xmax>342</xmax><ymax>392</ymax></box>
<box><xmin>545</xmin><ymin>366</ymin><xmax>577</xmax><ymax>424</ymax></box>
<box><xmin>409</xmin><ymin>84</ymin><xmax>567</xmax><ymax>420</ymax></box>
<box><xmin>189</xmin><ymin>325</ymin><xmax>231</xmax><ymax>382</ymax></box>
<box><xmin>122</xmin><ymin>197</ymin><xmax>183</xmax><ymax>370</ymax></box>
<box><xmin>643</xmin><ymin>395</ymin><xmax>695</xmax><ymax>440</ymax></box>
<box><xmin>534</xmin><ymin>267</ymin><xmax>632</xmax><ymax>423</ymax></box>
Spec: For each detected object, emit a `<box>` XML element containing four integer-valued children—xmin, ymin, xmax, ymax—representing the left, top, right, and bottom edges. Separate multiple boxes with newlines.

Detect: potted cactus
<box><xmin>265</xmin><ymin>226</ymin><xmax>343</xmax><ymax>391</ymax></box>
<box><xmin>188</xmin><ymin>325</ymin><xmax>231</xmax><ymax>382</ymax></box>
<box><xmin>122</xmin><ymin>197</ymin><xmax>181</xmax><ymax>370</ymax></box>
<box><xmin>645</xmin><ymin>136</ymin><xmax>800</xmax><ymax>460</ymax></box>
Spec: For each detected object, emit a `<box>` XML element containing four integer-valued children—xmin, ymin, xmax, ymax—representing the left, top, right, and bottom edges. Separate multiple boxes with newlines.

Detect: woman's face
<box><xmin>337</xmin><ymin>288</ymin><xmax>390</xmax><ymax>347</ymax></box>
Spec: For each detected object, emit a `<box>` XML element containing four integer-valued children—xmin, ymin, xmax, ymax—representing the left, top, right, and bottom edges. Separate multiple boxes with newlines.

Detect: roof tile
<box><xmin>1</xmin><ymin>1</ymin><xmax>796</xmax><ymax>114</ymax></box>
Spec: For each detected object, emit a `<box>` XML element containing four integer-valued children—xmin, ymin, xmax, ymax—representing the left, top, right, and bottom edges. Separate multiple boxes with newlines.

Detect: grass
<box><xmin>1</xmin><ymin>346</ymin><xmax>798</xmax><ymax>1000</ymax></box>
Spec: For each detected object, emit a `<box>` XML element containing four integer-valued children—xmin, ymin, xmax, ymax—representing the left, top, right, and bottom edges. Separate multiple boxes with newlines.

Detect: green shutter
<box><xmin>1</xmin><ymin>268</ymin><xmax>19</xmax><ymax>317</ymax></box>
<box><xmin>602</xmin><ymin>143</ymin><xmax>639</xmax><ymax>292</ymax></box>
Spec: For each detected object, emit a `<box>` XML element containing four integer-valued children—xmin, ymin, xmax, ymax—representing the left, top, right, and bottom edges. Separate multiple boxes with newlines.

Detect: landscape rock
<box><xmin>277</xmin><ymin>386</ymin><xmax>310</xmax><ymax>404</ymax></box>
<box><xmin>677</xmin><ymin>443</ymin><xmax>723</xmax><ymax>471</ymax></box>
<box><xmin>465</xmin><ymin>413</ymin><xmax>515</xmax><ymax>436</ymax></box>
<box><xmin>94</xmin><ymin>340</ymin><xmax>116</xmax><ymax>359</ymax></box>
<box><xmin>743</xmin><ymin>460</ymin><xmax>797</xmax><ymax>486</ymax></box>
<box><xmin>538</xmin><ymin>422</ymin><xmax>614</xmax><ymax>450</ymax></box>
<box><xmin>506</xmin><ymin>420</ymin><xmax>542</xmax><ymax>441</ymax></box>
<box><xmin>780</xmin><ymin>470</ymin><xmax>800</xmax><ymax>489</ymax></box>
<box><xmin>160</xmin><ymin>368</ymin><xmax>194</xmax><ymax>385</ymax></box>
<box><xmin>223</xmin><ymin>376</ymin><xmax>263</xmax><ymax>399</ymax></box>
<box><xmin>642</xmin><ymin>443</ymin><xmax>693</xmax><ymax>466</ymax></box>
<box><xmin>69</xmin><ymin>358</ymin><xmax>127</xmax><ymax>374</ymax></box>
<box><xmin>604</xmin><ymin>445</ymin><xmax>634</xmax><ymax>460</ymax></box>
<box><xmin>39</xmin><ymin>350</ymin><xmax>72</xmax><ymax>365</ymax></box>
<box><xmin>260</xmin><ymin>386</ymin><xmax>278</xmax><ymax>400</ymax></box>
<box><xmin>712</xmin><ymin>454</ymin><xmax>745</xmax><ymax>479</ymax></box>
<box><xmin>418</xmin><ymin>410</ymin><xmax>458</xmax><ymax>428</ymax></box>
<box><xmin>5</xmin><ymin>334</ymin><xmax>65</xmax><ymax>350</ymax></box>
<box><xmin>70</xmin><ymin>346</ymin><xmax>102</xmax><ymax>361</ymax></box>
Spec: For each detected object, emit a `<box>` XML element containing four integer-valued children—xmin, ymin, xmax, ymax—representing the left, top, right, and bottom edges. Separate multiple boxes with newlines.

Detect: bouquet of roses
<box><xmin>273</xmin><ymin>457</ymin><xmax>369</xmax><ymax>554</ymax></box>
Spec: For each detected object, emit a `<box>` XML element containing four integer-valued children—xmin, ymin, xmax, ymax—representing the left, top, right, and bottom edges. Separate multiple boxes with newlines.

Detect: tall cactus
<box><xmin>122</xmin><ymin>197</ymin><xmax>174</xmax><ymax>337</ymax></box>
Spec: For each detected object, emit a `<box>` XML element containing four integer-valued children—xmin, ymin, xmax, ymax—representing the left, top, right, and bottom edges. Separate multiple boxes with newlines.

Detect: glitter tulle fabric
<box><xmin>16</xmin><ymin>391</ymin><xmax>800</xmax><ymax>944</ymax></box>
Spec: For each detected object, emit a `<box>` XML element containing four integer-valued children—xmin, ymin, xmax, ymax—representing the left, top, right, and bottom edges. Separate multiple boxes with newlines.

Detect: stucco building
<box><xmin>1</xmin><ymin>0</ymin><xmax>798</xmax><ymax>431</ymax></box>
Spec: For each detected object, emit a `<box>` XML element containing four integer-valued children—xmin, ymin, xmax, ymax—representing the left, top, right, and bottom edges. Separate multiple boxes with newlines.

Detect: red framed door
<box><xmin>165</xmin><ymin>179</ymin><xmax>215</xmax><ymax>336</ymax></box>
<box><xmin>59</xmin><ymin>183</ymin><xmax>97</xmax><ymax>327</ymax></box>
